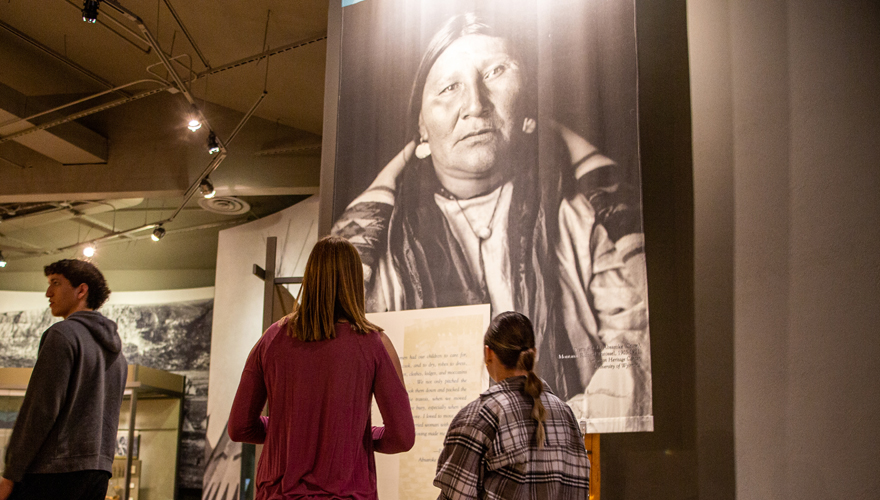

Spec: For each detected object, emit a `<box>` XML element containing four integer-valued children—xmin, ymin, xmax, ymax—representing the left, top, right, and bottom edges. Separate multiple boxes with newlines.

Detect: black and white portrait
<box><xmin>330</xmin><ymin>0</ymin><xmax>652</xmax><ymax>432</ymax></box>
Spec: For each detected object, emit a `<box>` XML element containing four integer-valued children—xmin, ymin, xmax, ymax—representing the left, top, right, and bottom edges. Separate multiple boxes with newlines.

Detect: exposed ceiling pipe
<box><xmin>34</xmin><ymin>216</ymin><xmax>250</xmax><ymax>258</ymax></box>
<box><xmin>0</xmin><ymin>199</ymin><xmax>148</xmax><ymax>258</ymax></box>
<box><xmin>53</xmin><ymin>223</ymin><xmax>155</xmax><ymax>253</ymax></box>
<box><xmin>73</xmin><ymin>214</ymin><xmax>138</xmax><ymax>242</ymax></box>
<box><xmin>0</xmin><ymin>202</ymin><xmax>56</xmax><ymax>217</ymax></box>
<box><xmin>0</xmin><ymin>79</ymin><xmax>167</xmax><ymax>132</ymax></box>
<box><xmin>0</xmin><ymin>237</ymin><xmax>44</xmax><ymax>253</ymax></box>
<box><xmin>0</xmin><ymin>29</ymin><xmax>323</xmax><ymax>144</ymax></box>
<box><xmin>161</xmin><ymin>153</ymin><xmax>226</xmax><ymax>223</ymax></box>
<box><xmin>0</xmin><ymin>6</ymin><xmax>316</xmax><ymax>150</ymax></box>
<box><xmin>191</xmin><ymin>34</ymin><xmax>327</xmax><ymax>81</ymax></box>
<box><xmin>161</xmin><ymin>0</ymin><xmax>210</xmax><ymax>69</ymax></box>
<box><xmin>226</xmin><ymin>92</ymin><xmax>267</xmax><ymax>148</ymax></box>
<box><xmin>0</xmin><ymin>86</ymin><xmax>169</xmax><ymax>145</ymax></box>
<box><xmin>64</xmin><ymin>0</ymin><xmax>209</xmax><ymax>80</ymax></box>
<box><xmin>0</xmin><ymin>199</ymin><xmax>144</xmax><ymax>231</ymax></box>
<box><xmin>146</xmin><ymin>53</ymin><xmax>196</xmax><ymax>82</ymax></box>
<box><xmin>100</xmin><ymin>0</ymin><xmax>231</xmax><ymax>183</ymax></box>
<box><xmin>254</xmin><ymin>144</ymin><xmax>322</xmax><ymax>157</ymax></box>
<box><xmin>102</xmin><ymin>1</ymin><xmax>199</xmax><ymax>108</ymax></box>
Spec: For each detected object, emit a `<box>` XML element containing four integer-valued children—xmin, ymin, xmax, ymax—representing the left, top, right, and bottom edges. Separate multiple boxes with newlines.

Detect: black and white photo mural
<box><xmin>0</xmin><ymin>289</ymin><xmax>214</xmax><ymax>489</ymax></box>
<box><xmin>330</xmin><ymin>0</ymin><xmax>652</xmax><ymax>432</ymax></box>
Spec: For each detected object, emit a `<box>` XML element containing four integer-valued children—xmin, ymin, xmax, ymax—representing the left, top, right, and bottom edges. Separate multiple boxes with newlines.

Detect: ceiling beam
<box><xmin>0</xmin><ymin>82</ymin><xmax>108</xmax><ymax>164</ymax></box>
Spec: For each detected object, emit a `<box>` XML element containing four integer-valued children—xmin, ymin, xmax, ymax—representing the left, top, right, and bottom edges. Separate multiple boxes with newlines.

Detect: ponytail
<box><xmin>485</xmin><ymin>311</ymin><xmax>546</xmax><ymax>448</ymax></box>
<box><xmin>518</xmin><ymin>348</ymin><xmax>546</xmax><ymax>448</ymax></box>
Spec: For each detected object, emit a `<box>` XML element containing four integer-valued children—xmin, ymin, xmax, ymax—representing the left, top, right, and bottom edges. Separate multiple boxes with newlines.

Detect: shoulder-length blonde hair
<box><xmin>286</xmin><ymin>235</ymin><xmax>381</xmax><ymax>341</ymax></box>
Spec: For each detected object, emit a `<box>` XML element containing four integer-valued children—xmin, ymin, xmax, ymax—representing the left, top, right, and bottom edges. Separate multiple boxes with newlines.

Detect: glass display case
<box><xmin>0</xmin><ymin>365</ymin><xmax>185</xmax><ymax>500</ymax></box>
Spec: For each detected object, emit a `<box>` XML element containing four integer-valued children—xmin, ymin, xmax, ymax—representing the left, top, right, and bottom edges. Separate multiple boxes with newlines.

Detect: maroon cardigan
<box><xmin>229</xmin><ymin>320</ymin><xmax>415</xmax><ymax>499</ymax></box>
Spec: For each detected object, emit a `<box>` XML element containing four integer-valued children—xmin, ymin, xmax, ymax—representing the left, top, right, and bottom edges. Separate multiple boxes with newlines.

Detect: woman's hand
<box><xmin>372</xmin><ymin>140</ymin><xmax>417</xmax><ymax>192</ymax></box>
<box><xmin>0</xmin><ymin>477</ymin><xmax>13</xmax><ymax>500</ymax></box>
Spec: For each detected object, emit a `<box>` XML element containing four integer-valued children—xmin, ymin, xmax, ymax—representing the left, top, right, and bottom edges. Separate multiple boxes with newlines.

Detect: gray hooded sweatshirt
<box><xmin>3</xmin><ymin>310</ymin><xmax>127</xmax><ymax>481</ymax></box>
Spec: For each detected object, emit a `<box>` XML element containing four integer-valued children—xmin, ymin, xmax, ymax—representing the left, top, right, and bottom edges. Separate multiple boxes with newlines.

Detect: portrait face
<box><xmin>419</xmin><ymin>34</ymin><xmax>523</xmax><ymax>185</ymax></box>
<box><xmin>45</xmin><ymin>273</ymin><xmax>86</xmax><ymax>319</ymax></box>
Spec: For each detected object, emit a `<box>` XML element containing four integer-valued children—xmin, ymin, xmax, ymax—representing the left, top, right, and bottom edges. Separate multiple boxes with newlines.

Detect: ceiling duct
<box><xmin>0</xmin><ymin>198</ymin><xmax>144</xmax><ymax>231</ymax></box>
<box><xmin>198</xmin><ymin>196</ymin><xmax>250</xmax><ymax>215</ymax></box>
<box><xmin>0</xmin><ymin>83</ymin><xmax>108</xmax><ymax>164</ymax></box>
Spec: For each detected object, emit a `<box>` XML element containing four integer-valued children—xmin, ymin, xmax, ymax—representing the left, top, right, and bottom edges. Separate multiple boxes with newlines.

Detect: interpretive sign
<box><xmin>367</xmin><ymin>304</ymin><xmax>491</xmax><ymax>500</ymax></box>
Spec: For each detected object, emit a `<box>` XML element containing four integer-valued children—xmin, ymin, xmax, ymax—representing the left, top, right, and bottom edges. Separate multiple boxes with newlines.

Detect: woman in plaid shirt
<box><xmin>434</xmin><ymin>312</ymin><xmax>590</xmax><ymax>499</ymax></box>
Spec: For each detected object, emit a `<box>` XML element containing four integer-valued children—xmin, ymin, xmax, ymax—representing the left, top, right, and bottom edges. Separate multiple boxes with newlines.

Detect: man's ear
<box><xmin>76</xmin><ymin>283</ymin><xmax>89</xmax><ymax>302</ymax></box>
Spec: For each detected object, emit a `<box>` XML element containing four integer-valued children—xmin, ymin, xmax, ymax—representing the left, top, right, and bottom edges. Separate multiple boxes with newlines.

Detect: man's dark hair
<box><xmin>44</xmin><ymin>259</ymin><xmax>111</xmax><ymax>310</ymax></box>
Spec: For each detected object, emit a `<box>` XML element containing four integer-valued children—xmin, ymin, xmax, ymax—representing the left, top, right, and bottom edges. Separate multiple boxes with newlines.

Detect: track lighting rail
<box><xmin>0</xmin><ymin>79</ymin><xmax>167</xmax><ymax>133</ymax></box>
<box><xmin>160</xmin><ymin>0</ymin><xmax>210</xmax><ymax>69</ymax></box>
<box><xmin>0</xmin><ymin>86</ymin><xmax>169</xmax><ymax>145</ymax></box>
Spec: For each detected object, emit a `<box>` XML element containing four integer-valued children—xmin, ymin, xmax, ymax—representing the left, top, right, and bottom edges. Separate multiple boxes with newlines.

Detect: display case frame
<box><xmin>0</xmin><ymin>365</ymin><xmax>185</xmax><ymax>500</ymax></box>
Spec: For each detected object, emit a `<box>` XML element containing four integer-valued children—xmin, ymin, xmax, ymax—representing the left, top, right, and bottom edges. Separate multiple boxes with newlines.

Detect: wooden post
<box><xmin>584</xmin><ymin>433</ymin><xmax>600</xmax><ymax>500</ymax></box>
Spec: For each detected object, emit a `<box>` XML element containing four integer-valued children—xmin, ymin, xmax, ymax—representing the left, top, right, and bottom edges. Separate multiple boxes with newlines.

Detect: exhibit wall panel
<box><xmin>689</xmin><ymin>0</ymin><xmax>880</xmax><ymax>498</ymax></box>
<box><xmin>367</xmin><ymin>304</ymin><xmax>491</xmax><ymax>500</ymax></box>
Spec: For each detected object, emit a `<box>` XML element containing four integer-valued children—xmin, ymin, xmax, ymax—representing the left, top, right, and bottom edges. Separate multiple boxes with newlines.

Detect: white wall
<box><xmin>689</xmin><ymin>0</ymin><xmax>880</xmax><ymax>498</ymax></box>
<box><xmin>205</xmin><ymin>195</ymin><xmax>318</xmax><ymax>448</ymax></box>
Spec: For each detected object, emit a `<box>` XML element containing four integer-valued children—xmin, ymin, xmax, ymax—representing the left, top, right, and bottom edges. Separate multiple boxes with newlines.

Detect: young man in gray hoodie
<box><xmin>1</xmin><ymin>259</ymin><xmax>127</xmax><ymax>500</ymax></box>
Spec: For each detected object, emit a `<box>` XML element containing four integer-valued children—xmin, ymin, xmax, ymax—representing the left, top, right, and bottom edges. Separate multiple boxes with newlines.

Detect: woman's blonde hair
<box><xmin>485</xmin><ymin>311</ymin><xmax>547</xmax><ymax>448</ymax></box>
<box><xmin>286</xmin><ymin>236</ymin><xmax>381</xmax><ymax>341</ymax></box>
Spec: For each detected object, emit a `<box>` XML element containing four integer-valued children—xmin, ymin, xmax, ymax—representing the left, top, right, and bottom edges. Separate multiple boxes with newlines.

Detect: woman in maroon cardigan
<box><xmin>229</xmin><ymin>236</ymin><xmax>415</xmax><ymax>499</ymax></box>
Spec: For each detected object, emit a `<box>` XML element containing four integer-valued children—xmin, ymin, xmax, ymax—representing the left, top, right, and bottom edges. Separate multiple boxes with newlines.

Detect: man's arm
<box><xmin>3</xmin><ymin>328</ymin><xmax>75</xmax><ymax>482</ymax></box>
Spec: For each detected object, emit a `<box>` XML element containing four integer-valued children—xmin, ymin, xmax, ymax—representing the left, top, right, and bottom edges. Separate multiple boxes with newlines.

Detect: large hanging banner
<box><xmin>330</xmin><ymin>0</ymin><xmax>652</xmax><ymax>432</ymax></box>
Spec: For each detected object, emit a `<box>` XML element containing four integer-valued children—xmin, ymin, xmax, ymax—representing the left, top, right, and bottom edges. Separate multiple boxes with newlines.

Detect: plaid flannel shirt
<box><xmin>434</xmin><ymin>376</ymin><xmax>590</xmax><ymax>500</ymax></box>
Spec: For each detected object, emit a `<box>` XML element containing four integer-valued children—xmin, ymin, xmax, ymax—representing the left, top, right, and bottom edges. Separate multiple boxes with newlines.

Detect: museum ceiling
<box><xmin>0</xmin><ymin>0</ymin><xmax>327</xmax><ymax>286</ymax></box>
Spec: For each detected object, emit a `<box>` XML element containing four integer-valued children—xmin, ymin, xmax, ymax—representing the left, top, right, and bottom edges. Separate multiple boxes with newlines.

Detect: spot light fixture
<box><xmin>199</xmin><ymin>178</ymin><xmax>216</xmax><ymax>199</ymax></box>
<box><xmin>187</xmin><ymin>105</ymin><xmax>202</xmax><ymax>132</ymax></box>
<box><xmin>82</xmin><ymin>0</ymin><xmax>100</xmax><ymax>23</ymax></box>
<box><xmin>151</xmin><ymin>225</ymin><xmax>166</xmax><ymax>242</ymax></box>
<box><xmin>83</xmin><ymin>244</ymin><xmax>96</xmax><ymax>258</ymax></box>
<box><xmin>207</xmin><ymin>132</ymin><xmax>220</xmax><ymax>154</ymax></box>
<box><xmin>0</xmin><ymin>250</ymin><xmax>7</xmax><ymax>268</ymax></box>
